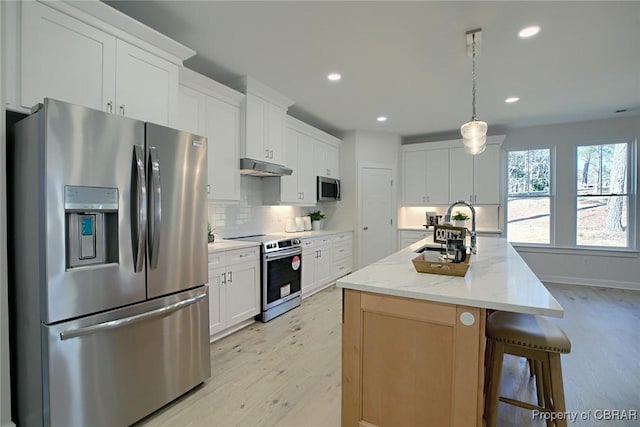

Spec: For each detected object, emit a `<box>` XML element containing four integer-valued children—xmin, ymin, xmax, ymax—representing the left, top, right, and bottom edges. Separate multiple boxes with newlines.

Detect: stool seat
<box><xmin>487</xmin><ymin>311</ymin><xmax>571</xmax><ymax>354</ymax></box>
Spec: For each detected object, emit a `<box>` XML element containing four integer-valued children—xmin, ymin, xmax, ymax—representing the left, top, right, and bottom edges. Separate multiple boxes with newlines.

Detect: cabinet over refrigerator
<box><xmin>7</xmin><ymin>98</ymin><xmax>210</xmax><ymax>427</ymax></box>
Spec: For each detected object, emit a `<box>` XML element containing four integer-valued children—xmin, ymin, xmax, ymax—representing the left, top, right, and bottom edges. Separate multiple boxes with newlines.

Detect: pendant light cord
<box><xmin>471</xmin><ymin>33</ymin><xmax>477</xmax><ymax>121</ymax></box>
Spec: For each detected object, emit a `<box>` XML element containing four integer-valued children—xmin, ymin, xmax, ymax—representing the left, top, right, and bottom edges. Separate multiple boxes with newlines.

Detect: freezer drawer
<box><xmin>42</xmin><ymin>287</ymin><xmax>210</xmax><ymax>427</ymax></box>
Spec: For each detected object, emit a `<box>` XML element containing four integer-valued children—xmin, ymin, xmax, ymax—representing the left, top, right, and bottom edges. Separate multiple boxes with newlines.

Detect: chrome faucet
<box><xmin>445</xmin><ymin>200</ymin><xmax>477</xmax><ymax>254</ymax></box>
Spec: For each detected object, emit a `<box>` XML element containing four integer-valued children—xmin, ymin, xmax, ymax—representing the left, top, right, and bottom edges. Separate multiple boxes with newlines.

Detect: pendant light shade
<box><xmin>461</xmin><ymin>29</ymin><xmax>487</xmax><ymax>155</ymax></box>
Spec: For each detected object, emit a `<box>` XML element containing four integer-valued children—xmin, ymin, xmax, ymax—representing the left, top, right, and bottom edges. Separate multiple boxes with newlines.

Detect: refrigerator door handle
<box><xmin>132</xmin><ymin>145</ymin><xmax>147</xmax><ymax>272</ymax></box>
<box><xmin>59</xmin><ymin>291</ymin><xmax>207</xmax><ymax>340</ymax></box>
<box><xmin>148</xmin><ymin>147</ymin><xmax>162</xmax><ymax>269</ymax></box>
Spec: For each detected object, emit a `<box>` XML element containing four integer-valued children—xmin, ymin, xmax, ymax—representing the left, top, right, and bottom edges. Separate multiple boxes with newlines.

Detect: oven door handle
<box><xmin>265</xmin><ymin>247</ymin><xmax>302</xmax><ymax>261</ymax></box>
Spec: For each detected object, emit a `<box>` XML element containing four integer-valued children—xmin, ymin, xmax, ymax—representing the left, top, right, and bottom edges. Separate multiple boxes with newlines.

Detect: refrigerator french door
<box><xmin>8</xmin><ymin>98</ymin><xmax>210</xmax><ymax>427</ymax></box>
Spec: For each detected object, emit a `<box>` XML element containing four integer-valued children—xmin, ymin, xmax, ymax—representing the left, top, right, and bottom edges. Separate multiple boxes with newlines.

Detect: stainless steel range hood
<box><xmin>240</xmin><ymin>158</ymin><xmax>293</xmax><ymax>177</ymax></box>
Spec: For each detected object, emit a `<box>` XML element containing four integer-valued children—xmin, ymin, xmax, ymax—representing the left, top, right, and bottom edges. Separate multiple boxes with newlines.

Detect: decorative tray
<box><xmin>412</xmin><ymin>252</ymin><xmax>471</xmax><ymax>277</ymax></box>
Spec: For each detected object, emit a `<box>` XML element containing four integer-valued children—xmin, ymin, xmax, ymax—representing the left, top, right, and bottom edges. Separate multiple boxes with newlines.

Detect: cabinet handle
<box><xmin>106</xmin><ymin>101</ymin><xmax>113</xmax><ymax>113</ymax></box>
<box><xmin>269</xmin><ymin>150</ymin><xmax>274</xmax><ymax>159</ymax></box>
<box><xmin>221</xmin><ymin>272</ymin><xmax>226</xmax><ymax>284</ymax></box>
<box><xmin>363</xmin><ymin>226</ymin><xmax>368</xmax><ymax>231</ymax></box>
<box><xmin>265</xmin><ymin>149</ymin><xmax>269</xmax><ymax>158</ymax></box>
<box><xmin>228</xmin><ymin>271</ymin><xmax>233</xmax><ymax>283</ymax></box>
<box><xmin>207</xmin><ymin>184</ymin><xmax>211</xmax><ymax>194</ymax></box>
<box><xmin>119</xmin><ymin>104</ymin><xmax>126</xmax><ymax>116</ymax></box>
<box><xmin>470</xmin><ymin>195</ymin><xmax>473</xmax><ymax>202</ymax></box>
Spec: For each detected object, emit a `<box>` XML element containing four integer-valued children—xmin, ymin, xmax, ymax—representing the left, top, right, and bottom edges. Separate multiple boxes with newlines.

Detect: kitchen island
<box><xmin>336</xmin><ymin>237</ymin><xmax>563</xmax><ymax>427</ymax></box>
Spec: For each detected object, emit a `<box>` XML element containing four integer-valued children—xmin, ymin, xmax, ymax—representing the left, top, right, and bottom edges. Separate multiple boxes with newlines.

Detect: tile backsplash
<box><xmin>209</xmin><ymin>176</ymin><xmax>305</xmax><ymax>238</ymax></box>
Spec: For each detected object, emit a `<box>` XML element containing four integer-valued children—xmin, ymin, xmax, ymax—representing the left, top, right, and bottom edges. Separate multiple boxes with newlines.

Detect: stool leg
<box><xmin>534</xmin><ymin>360</ymin><xmax>544</xmax><ymax>407</ymax></box>
<box><xmin>528</xmin><ymin>358</ymin><xmax>534</xmax><ymax>377</ymax></box>
<box><xmin>549</xmin><ymin>353</ymin><xmax>567</xmax><ymax>427</ymax></box>
<box><xmin>484</xmin><ymin>338</ymin><xmax>495</xmax><ymax>417</ymax></box>
<box><xmin>542</xmin><ymin>358</ymin><xmax>554</xmax><ymax>427</ymax></box>
<box><xmin>487</xmin><ymin>340</ymin><xmax>504</xmax><ymax>427</ymax></box>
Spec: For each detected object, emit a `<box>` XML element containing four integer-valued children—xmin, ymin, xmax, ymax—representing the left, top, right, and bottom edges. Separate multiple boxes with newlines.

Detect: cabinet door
<box><xmin>279</xmin><ymin>128</ymin><xmax>300</xmax><ymax>203</ymax></box>
<box><xmin>266</xmin><ymin>103</ymin><xmax>286</xmax><ymax>165</ymax></box>
<box><xmin>449</xmin><ymin>148</ymin><xmax>474</xmax><ymax>203</ymax></box>
<box><xmin>326</xmin><ymin>143</ymin><xmax>340</xmax><ymax>179</ymax></box>
<box><xmin>244</xmin><ymin>94</ymin><xmax>267</xmax><ymax>160</ymax></box>
<box><xmin>177</xmin><ymin>84</ymin><xmax>205</xmax><ymax>135</ymax></box>
<box><xmin>301</xmin><ymin>247</ymin><xmax>317</xmax><ymax>296</ymax></box>
<box><xmin>205</xmin><ymin>95</ymin><xmax>241</xmax><ymax>201</ymax></box>
<box><xmin>208</xmin><ymin>266</ymin><xmax>226</xmax><ymax>336</ymax></box>
<box><xmin>314</xmin><ymin>243</ymin><xmax>334</xmax><ymax>287</ymax></box>
<box><xmin>225</xmin><ymin>261</ymin><xmax>260</xmax><ymax>325</ymax></box>
<box><xmin>403</xmin><ymin>151</ymin><xmax>427</xmax><ymax>205</ymax></box>
<box><xmin>473</xmin><ymin>144</ymin><xmax>501</xmax><ymax>204</ymax></box>
<box><xmin>21</xmin><ymin>1</ymin><xmax>116</xmax><ymax>111</ymax></box>
<box><xmin>425</xmin><ymin>149</ymin><xmax>450</xmax><ymax>205</ymax></box>
<box><xmin>115</xmin><ymin>39</ymin><xmax>178</xmax><ymax>126</ymax></box>
<box><xmin>297</xmin><ymin>134</ymin><xmax>317</xmax><ymax>203</ymax></box>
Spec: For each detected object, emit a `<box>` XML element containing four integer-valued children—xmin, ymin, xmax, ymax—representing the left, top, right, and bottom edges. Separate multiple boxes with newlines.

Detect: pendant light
<box><xmin>461</xmin><ymin>29</ymin><xmax>487</xmax><ymax>155</ymax></box>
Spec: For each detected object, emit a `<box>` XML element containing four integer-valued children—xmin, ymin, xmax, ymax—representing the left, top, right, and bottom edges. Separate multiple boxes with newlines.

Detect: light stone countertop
<box><xmin>208</xmin><ymin>239</ymin><xmax>260</xmax><ymax>254</ymax></box>
<box><xmin>336</xmin><ymin>236</ymin><xmax>563</xmax><ymax>317</ymax></box>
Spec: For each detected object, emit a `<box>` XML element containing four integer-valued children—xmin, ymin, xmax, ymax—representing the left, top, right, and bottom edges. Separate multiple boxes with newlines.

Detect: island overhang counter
<box><xmin>336</xmin><ymin>237</ymin><xmax>563</xmax><ymax>427</ymax></box>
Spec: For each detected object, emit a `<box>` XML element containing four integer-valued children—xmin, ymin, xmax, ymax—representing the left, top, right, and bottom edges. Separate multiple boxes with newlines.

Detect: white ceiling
<box><xmin>105</xmin><ymin>1</ymin><xmax>640</xmax><ymax>138</ymax></box>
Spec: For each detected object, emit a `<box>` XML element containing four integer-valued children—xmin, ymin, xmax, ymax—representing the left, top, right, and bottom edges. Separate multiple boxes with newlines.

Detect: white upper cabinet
<box><xmin>10</xmin><ymin>0</ymin><xmax>194</xmax><ymax>127</ymax></box>
<box><xmin>401</xmin><ymin>136</ymin><xmax>504</xmax><ymax>207</ymax></box>
<box><xmin>225</xmin><ymin>77</ymin><xmax>294</xmax><ymax>167</ymax></box>
<box><xmin>402</xmin><ymin>148</ymin><xmax>449</xmax><ymax>205</ymax></box>
<box><xmin>20</xmin><ymin>0</ymin><xmax>116</xmax><ymax>111</ymax></box>
<box><xmin>449</xmin><ymin>144</ymin><xmax>501</xmax><ymax>204</ymax></box>
<box><xmin>262</xmin><ymin>116</ymin><xmax>322</xmax><ymax>206</ymax></box>
<box><xmin>115</xmin><ymin>39</ymin><xmax>178</xmax><ymax>126</ymax></box>
<box><xmin>316</xmin><ymin>141</ymin><xmax>340</xmax><ymax>179</ymax></box>
<box><xmin>178</xmin><ymin>68</ymin><xmax>243</xmax><ymax>201</ymax></box>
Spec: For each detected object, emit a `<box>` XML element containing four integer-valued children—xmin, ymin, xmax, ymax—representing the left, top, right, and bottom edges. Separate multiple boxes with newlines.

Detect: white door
<box><xmin>360</xmin><ymin>167</ymin><xmax>394</xmax><ymax>267</ymax></box>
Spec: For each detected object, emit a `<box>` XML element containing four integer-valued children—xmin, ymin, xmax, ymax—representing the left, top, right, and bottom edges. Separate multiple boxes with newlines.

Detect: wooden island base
<box><xmin>341</xmin><ymin>289</ymin><xmax>486</xmax><ymax>427</ymax></box>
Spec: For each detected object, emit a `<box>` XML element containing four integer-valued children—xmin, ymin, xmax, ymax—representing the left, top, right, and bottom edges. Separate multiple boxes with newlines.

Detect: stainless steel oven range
<box><xmin>228</xmin><ymin>235</ymin><xmax>302</xmax><ymax>322</ymax></box>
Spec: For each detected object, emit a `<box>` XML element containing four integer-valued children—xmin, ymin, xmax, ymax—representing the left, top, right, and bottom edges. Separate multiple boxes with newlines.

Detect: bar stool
<box><xmin>485</xmin><ymin>311</ymin><xmax>571</xmax><ymax>427</ymax></box>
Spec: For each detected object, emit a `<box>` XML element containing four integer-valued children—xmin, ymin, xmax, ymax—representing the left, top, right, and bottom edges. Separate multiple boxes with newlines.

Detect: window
<box><xmin>576</xmin><ymin>142</ymin><xmax>630</xmax><ymax>247</ymax></box>
<box><xmin>507</xmin><ymin>149</ymin><xmax>551</xmax><ymax>244</ymax></box>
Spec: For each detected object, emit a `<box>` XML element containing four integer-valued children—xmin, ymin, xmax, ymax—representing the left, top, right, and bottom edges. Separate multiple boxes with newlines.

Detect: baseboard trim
<box><xmin>210</xmin><ymin>318</ymin><xmax>255</xmax><ymax>343</ymax></box>
<box><xmin>539</xmin><ymin>274</ymin><xmax>640</xmax><ymax>291</ymax></box>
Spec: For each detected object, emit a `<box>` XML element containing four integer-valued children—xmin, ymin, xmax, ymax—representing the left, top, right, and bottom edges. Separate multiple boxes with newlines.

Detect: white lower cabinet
<box><xmin>208</xmin><ymin>246</ymin><xmax>260</xmax><ymax>340</ymax></box>
<box><xmin>301</xmin><ymin>232</ymin><xmax>353</xmax><ymax>298</ymax></box>
<box><xmin>301</xmin><ymin>236</ymin><xmax>333</xmax><ymax>298</ymax></box>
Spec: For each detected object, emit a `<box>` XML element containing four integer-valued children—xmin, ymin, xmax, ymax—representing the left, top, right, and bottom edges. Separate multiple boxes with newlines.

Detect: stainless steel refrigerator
<box><xmin>8</xmin><ymin>98</ymin><xmax>210</xmax><ymax>427</ymax></box>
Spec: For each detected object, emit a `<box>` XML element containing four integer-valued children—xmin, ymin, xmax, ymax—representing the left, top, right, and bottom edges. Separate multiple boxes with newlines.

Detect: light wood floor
<box><xmin>136</xmin><ymin>283</ymin><xmax>640</xmax><ymax>427</ymax></box>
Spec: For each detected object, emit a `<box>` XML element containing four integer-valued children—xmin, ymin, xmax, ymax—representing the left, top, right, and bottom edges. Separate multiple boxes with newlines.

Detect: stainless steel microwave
<box><xmin>317</xmin><ymin>176</ymin><xmax>341</xmax><ymax>202</ymax></box>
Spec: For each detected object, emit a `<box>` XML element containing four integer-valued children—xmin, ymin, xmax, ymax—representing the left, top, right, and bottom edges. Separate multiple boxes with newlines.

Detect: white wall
<box><xmin>503</xmin><ymin>115</ymin><xmax>640</xmax><ymax>289</ymax></box>
<box><xmin>1</xmin><ymin>2</ymin><xmax>15</xmax><ymax>425</ymax></box>
<box><xmin>332</xmin><ymin>130</ymin><xmax>401</xmax><ymax>269</ymax></box>
<box><xmin>208</xmin><ymin>176</ymin><xmax>304</xmax><ymax>238</ymax></box>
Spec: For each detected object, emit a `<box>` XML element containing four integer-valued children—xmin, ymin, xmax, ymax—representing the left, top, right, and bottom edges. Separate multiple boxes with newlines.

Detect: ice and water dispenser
<box><xmin>65</xmin><ymin>185</ymin><xmax>119</xmax><ymax>268</ymax></box>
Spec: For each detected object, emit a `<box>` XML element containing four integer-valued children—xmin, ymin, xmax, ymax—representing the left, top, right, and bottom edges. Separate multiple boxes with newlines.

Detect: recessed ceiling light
<box><xmin>327</xmin><ymin>73</ymin><xmax>341</xmax><ymax>81</ymax></box>
<box><xmin>519</xmin><ymin>25</ymin><xmax>540</xmax><ymax>38</ymax></box>
<box><xmin>377</xmin><ymin>116</ymin><xmax>387</xmax><ymax>122</ymax></box>
<box><xmin>505</xmin><ymin>97</ymin><xmax>520</xmax><ymax>103</ymax></box>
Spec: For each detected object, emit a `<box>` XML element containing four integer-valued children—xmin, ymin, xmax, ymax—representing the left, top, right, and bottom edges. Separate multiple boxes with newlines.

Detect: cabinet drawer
<box><xmin>332</xmin><ymin>232</ymin><xmax>352</xmax><ymax>243</ymax></box>
<box><xmin>208</xmin><ymin>252</ymin><xmax>225</xmax><ymax>268</ymax></box>
<box><xmin>333</xmin><ymin>241</ymin><xmax>353</xmax><ymax>261</ymax></box>
<box><xmin>225</xmin><ymin>247</ymin><xmax>260</xmax><ymax>265</ymax></box>
<box><xmin>334</xmin><ymin>257</ymin><xmax>353</xmax><ymax>278</ymax></box>
<box><xmin>301</xmin><ymin>237</ymin><xmax>320</xmax><ymax>250</ymax></box>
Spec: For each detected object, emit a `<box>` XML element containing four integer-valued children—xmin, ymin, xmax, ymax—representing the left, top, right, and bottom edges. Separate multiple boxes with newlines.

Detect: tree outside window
<box><xmin>507</xmin><ymin>149</ymin><xmax>551</xmax><ymax>244</ymax></box>
<box><xmin>576</xmin><ymin>143</ymin><xmax>628</xmax><ymax>247</ymax></box>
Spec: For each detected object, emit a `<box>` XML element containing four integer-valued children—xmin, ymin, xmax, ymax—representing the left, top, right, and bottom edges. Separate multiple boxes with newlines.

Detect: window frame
<box><xmin>505</xmin><ymin>146</ymin><xmax>555</xmax><ymax>246</ymax></box>
<box><xmin>574</xmin><ymin>139</ymin><xmax>636</xmax><ymax>250</ymax></box>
